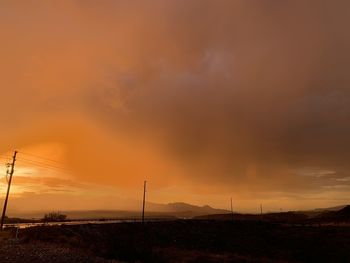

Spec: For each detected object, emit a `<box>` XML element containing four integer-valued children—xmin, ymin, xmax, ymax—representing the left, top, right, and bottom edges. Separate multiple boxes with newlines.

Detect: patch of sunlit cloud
<box><xmin>322</xmin><ymin>185</ymin><xmax>350</xmax><ymax>189</ymax></box>
<box><xmin>336</xmin><ymin>177</ymin><xmax>350</xmax><ymax>182</ymax></box>
<box><xmin>292</xmin><ymin>168</ymin><xmax>336</xmax><ymax>178</ymax></box>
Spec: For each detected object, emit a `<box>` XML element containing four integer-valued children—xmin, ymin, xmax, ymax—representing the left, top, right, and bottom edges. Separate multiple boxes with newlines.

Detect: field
<box><xmin>1</xmin><ymin>220</ymin><xmax>350</xmax><ymax>262</ymax></box>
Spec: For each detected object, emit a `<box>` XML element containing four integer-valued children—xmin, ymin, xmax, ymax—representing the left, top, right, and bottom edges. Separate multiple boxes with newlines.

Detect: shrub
<box><xmin>42</xmin><ymin>211</ymin><xmax>67</xmax><ymax>222</ymax></box>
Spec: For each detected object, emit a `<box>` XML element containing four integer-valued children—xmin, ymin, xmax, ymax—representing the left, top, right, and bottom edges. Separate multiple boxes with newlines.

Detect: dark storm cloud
<box><xmin>82</xmin><ymin>0</ymin><xmax>350</xmax><ymax>184</ymax></box>
<box><xmin>1</xmin><ymin>0</ymin><xmax>350</xmax><ymax>201</ymax></box>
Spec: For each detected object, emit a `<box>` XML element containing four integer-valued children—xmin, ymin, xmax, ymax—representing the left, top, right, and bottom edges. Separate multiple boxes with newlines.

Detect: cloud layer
<box><xmin>1</xmin><ymin>0</ymin><xmax>350</xmax><ymax>211</ymax></box>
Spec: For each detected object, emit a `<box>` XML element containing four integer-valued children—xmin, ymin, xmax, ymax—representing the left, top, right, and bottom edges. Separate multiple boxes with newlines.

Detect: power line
<box><xmin>1</xmin><ymin>151</ymin><xmax>74</xmax><ymax>180</ymax></box>
<box><xmin>17</xmin><ymin>151</ymin><xmax>66</xmax><ymax>165</ymax></box>
<box><xmin>16</xmin><ymin>157</ymin><xmax>71</xmax><ymax>172</ymax></box>
<box><xmin>2</xmin><ymin>152</ymin><xmax>71</xmax><ymax>173</ymax></box>
<box><xmin>15</xmin><ymin>160</ymin><xmax>73</xmax><ymax>176</ymax></box>
<box><xmin>1</xmin><ymin>154</ymin><xmax>74</xmax><ymax>177</ymax></box>
<box><xmin>2</xmin><ymin>152</ymin><xmax>68</xmax><ymax>170</ymax></box>
<box><xmin>14</xmin><ymin>164</ymin><xmax>74</xmax><ymax>178</ymax></box>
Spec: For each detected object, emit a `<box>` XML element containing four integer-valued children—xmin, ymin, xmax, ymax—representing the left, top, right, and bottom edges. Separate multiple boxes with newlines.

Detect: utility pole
<box><xmin>230</xmin><ymin>197</ymin><xmax>234</xmax><ymax>221</ymax></box>
<box><xmin>1</xmin><ymin>151</ymin><xmax>17</xmax><ymax>230</ymax></box>
<box><xmin>260</xmin><ymin>204</ymin><xmax>263</xmax><ymax>215</ymax></box>
<box><xmin>142</xmin><ymin>180</ymin><xmax>147</xmax><ymax>224</ymax></box>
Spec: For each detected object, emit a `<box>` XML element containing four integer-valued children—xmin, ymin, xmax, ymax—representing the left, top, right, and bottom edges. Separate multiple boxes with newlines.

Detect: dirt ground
<box><xmin>0</xmin><ymin>220</ymin><xmax>349</xmax><ymax>262</ymax></box>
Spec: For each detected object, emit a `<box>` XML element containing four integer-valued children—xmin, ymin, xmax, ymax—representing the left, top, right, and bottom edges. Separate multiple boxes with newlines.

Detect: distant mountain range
<box><xmin>9</xmin><ymin>202</ymin><xmax>230</xmax><ymax>219</ymax></box>
<box><xmin>311</xmin><ymin>205</ymin><xmax>347</xmax><ymax>212</ymax></box>
<box><xmin>195</xmin><ymin>205</ymin><xmax>350</xmax><ymax>223</ymax></box>
<box><xmin>61</xmin><ymin>202</ymin><xmax>229</xmax><ymax>219</ymax></box>
<box><xmin>10</xmin><ymin>203</ymin><xmax>349</xmax><ymax>221</ymax></box>
<box><xmin>146</xmin><ymin>202</ymin><xmax>229</xmax><ymax>217</ymax></box>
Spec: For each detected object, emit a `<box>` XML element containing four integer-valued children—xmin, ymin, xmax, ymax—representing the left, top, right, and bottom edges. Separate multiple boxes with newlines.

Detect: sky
<box><xmin>0</xmin><ymin>0</ymin><xmax>350</xmax><ymax>214</ymax></box>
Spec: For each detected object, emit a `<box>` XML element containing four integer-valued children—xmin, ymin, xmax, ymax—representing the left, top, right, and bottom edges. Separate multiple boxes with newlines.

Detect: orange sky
<box><xmin>1</xmin><ymin>0</ymin><xmax>350</xmax><ymax>214</ymax></box>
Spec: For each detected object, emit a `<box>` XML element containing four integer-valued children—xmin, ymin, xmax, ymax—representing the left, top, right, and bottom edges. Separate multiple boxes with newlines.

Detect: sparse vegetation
<box><xmin>1</xmin><ymin>207</ymin><xmax>349</xmax><ymax>262</ymax></box>
<box><xmin>42</xmin><ymin>212</ymin><xmax>67</xmax><ymax>222</ymax></box>
<box><xmin>17</xmin><ymin>220</ymin><xmax>350</xmax><ymax>262</ymax></box>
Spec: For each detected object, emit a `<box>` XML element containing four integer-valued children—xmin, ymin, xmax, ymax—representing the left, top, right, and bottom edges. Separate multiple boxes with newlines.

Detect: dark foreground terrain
<box><xmin>1</xmin><ymin>220</ymin><xmax>350</xmax><ymax>262</ymax></box>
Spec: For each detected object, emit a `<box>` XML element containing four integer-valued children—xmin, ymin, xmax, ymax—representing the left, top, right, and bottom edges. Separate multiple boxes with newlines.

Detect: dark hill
<box><xmin>335</xmin><ymin>205</ymin><xmax>350</xmax><ymax>215</ymax></box>
<box><xmin>317</xmin><ymin>205</ymin><xmax>350</xmax><ymax>221</ymax></box>
<box><xmin>195</xmin><ymin>211</ymin><xmax>308</xmax><ymax>223</ymax></box>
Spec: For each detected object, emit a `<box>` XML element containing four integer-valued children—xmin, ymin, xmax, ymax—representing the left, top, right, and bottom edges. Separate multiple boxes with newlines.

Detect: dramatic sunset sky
<box><xmin>0</xmin><ymin>0</ymin><xmax>349</xmax><ymax>214</ymax></box>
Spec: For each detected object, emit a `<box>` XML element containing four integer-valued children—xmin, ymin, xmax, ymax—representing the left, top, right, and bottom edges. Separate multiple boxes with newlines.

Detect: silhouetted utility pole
<box><xmin>230</xmin><ymin>198</ymin><xmax>234</xmax><ymax>221</ymax></box>
<box><xmin>260</xmin><ymin>204</ymin><xmax>263</xmax><ymax>215</ymax></box>
<box><xmin>142</xmin><ymin>180</ymin><xmax>147</xmax><ymax>223</ymax></box>
<box><xmin>1</xmin><ymin>151</ymin><xmax>17</xmax><ymax>230</ymax></box>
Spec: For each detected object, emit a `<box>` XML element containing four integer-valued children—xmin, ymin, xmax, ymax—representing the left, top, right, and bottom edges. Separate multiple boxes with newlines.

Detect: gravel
<box><xmin>0</xmin><ymin>240</ymin><xmax>121</xmax><ymax>263</ymax></box>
